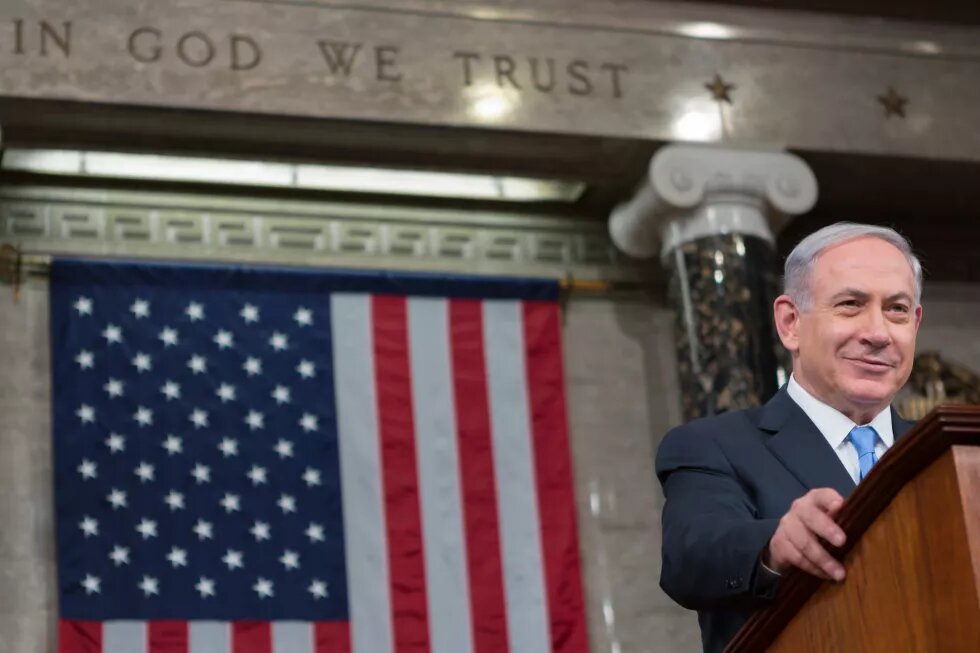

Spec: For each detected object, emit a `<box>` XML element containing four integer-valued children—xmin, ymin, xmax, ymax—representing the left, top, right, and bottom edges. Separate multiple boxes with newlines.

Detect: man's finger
<box><xmin>807</xmin><ymin>488</ymin><xmax>845</xmax><ymax>513</ymax></box>
<box><xmin>799</xmin><ymin>537</ymin><xmax>845</xmax><ymax>581</ymax></box>
<box><xmin>783</xmin><ymin>518</ymin><xmax>844</xmax><ymax>581</ymax></box>
<box><xmin>798</xmin><ymin>505</ymin><xmax>847</xmax><ymax>548</ymax></box>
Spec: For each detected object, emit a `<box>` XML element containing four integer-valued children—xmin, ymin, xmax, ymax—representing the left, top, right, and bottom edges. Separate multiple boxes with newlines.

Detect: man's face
<box><xmin>777</xmin><ymin>237</ymin><xmax>922</xmax><ymax>420</ymax></box>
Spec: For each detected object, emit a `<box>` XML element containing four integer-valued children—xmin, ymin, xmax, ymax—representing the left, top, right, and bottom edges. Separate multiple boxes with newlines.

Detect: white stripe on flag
<box><xmin>103</xmin><ymin>621</ymin><xmax>145</xmax><ymax>653</ymax></box>
<box><xmin>408</xmin><ymin>297</ymin><xmax>476</xmax><ymax>653</ymax></box>
<box><xmin>189</xmin><ymin>621</ymin><xmax>229</xmax><ymax>653</ymax></box>
<box><xmin>332</xmin><ymin>293</ymin><xmax>394</xmax><ymax>653</ymax></box>
<box><xmin>484</xmin><ymin>300</ymin><xmax>551</xmax><ymax>653</ymax></box>
<box><xmin>273</xmin><ymin>621</ymin><xmax>313</xmax><ymax>653</ymax></box>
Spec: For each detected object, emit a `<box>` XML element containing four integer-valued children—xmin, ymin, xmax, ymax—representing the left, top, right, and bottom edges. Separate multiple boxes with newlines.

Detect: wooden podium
<box><xmin>727</xmin><ymin>405</ymin><xmax>980</xmax><ymax>652</ymax></box>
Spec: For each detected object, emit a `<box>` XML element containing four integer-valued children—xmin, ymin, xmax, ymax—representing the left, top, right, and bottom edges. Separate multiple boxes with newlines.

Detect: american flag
<box><xmin>51</xmin><ymin>259</ymin><xmax>587</xmax><ymax>653</ymax></box>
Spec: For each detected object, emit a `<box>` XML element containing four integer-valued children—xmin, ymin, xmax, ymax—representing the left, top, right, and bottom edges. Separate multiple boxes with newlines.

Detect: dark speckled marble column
<box><xmin>667</xmin><ymin>232</ymin><xmax>788</xmax><ymax>421</ymax></box>
<box><xmin>608</xmin><ymin>145</ymin><xmax>817</xmax><ymax>421</ymax></box>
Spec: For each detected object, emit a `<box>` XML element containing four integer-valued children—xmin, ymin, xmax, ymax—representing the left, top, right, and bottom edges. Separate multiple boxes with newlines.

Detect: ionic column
<box><xmin>609</xmin><ymin>145</ymin><xmax>818</xmax><ymax>420</ymax></box>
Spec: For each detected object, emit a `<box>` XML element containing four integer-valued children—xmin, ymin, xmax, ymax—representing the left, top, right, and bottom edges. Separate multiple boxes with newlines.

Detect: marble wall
<box><xmin>1</xmin><ymin>279</ymin><xmax>978</xmax><ymax>653</ymax></box>
<box><xmin>3</xmin><ymin>0</ymin><xmax>980</xmax><ymax>162</ymax></box>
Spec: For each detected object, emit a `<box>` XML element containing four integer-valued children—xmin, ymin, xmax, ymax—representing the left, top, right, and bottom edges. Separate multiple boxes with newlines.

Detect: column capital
<box><xmin>609</xmin><ymin>144</ymin><xmax>818</xmax><ymax>259</ymax></box>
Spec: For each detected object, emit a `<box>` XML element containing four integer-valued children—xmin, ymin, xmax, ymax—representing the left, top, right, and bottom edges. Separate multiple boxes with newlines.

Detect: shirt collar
<box><xmin>786</xmin><ymin>375</ymin><xmax>894</xmax><ymax>449</ymax></box>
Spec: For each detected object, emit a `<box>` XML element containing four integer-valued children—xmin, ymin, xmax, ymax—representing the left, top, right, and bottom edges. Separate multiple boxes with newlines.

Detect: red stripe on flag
<box><xmin>149</xmin><ymin>621</ymin><xmax>188</xmax><ymax>653</ymax></box>
<box><xmin>449</xmin><ymin>299</ymin><xmax>511</xmax><ymax>653</ymax></box>
<box><xmin>233</xmin><ymin>621</ymin><xmax>272</xmax><ymax>653</ymax></box>
<box><xmin>523</xmin><ymin>301</ymin><xmax>589</xmax><ymax>653</ymax></box>
<box><xmin>372</xmin><ymin>295</ymin><xmax>431</xmax><ymax>653</ymax></box>
<box><xmin>315</xmin><ymin>621</ymin><xmax>351</xmax><ymax>653</ymax></box>
<box><xmin>59</xmin><ymin>620</ymin><xmax>101</xmax><ymax>653</ymax></box>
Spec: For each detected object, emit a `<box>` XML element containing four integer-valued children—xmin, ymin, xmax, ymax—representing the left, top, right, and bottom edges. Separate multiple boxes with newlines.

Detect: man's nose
<box><xmin>860</xmin><ymin>308</ymin><xmax>892</xmax><ymax>346</ymax></box>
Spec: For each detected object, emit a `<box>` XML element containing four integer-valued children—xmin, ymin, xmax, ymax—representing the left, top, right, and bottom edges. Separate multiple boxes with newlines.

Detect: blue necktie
<box><xmin>849</xmin><ymin>425</ymin><xmax>879</xmax><ymax>481</ymax></box>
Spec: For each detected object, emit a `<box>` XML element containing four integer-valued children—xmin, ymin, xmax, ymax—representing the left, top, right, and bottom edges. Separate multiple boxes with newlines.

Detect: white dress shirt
<box><xmin>785</xmin><ymin>375</ymin><xmax>894</xmax><ymax>485</ymax></box>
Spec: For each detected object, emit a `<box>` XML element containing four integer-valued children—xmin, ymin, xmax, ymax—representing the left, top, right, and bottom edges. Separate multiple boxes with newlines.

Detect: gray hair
<box><xmin>784</xmin><ymin>222</ymin><xmax>922</xmax><ymax>310</ymax></box>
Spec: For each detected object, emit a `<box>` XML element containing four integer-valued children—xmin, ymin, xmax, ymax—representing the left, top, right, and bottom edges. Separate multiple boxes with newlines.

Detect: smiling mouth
<box><xmin>847</xmin><ymin>357</ymin><xmax>895</xmax><ymax>369</ymax></box>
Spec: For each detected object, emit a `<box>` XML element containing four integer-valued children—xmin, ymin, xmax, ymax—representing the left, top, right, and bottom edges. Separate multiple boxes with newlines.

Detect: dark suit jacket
<box><xmin>655</xmin><ymin>387</ymin><xmax>915</xmax><ymax>653</ymax></box>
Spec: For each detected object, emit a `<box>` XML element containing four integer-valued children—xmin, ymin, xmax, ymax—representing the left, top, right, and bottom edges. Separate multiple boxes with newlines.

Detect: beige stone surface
<box><xmin>563</xmin><ymin>298</ymin><xmax>699</xmax><ymax>653</ymax></box>
<box><xmin>2</xmin><ymin>0</ymin><xmax>980</xmax><ymax>160</ymax></box>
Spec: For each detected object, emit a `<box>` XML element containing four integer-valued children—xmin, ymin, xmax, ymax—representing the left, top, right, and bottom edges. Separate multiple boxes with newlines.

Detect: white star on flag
<box><xmin>74</xmin><ymin>296</ymin><xmax>93</xmax><ymax>315</ymax></box>
<box><xmin>79</xmin><ymin>516</ymin><xmax>99</xmax><ymax>537</ymax></box>
<box><xmin>247</xmin><ymin>465</ymin><xmax>267</xmax><ymax>485</ymax></box>
<box><xmin>130</xmin><ymin>299</ymin><xmax>150</xmax><ymax>319</ymax></box>
<box><xmin>135</xmin><ymin>518</ymin><xmax>157</xmax><ymax>539</ymax></box>
<box><xmin>161</xmin><ymin>380</ymin><xmax>181</xmax><ymax>401</ymax></box>
<box><xmin>240</xmin><ymin>304</ymin><xmax>260</xmax><ymax>323</ymax></box>
<box><xmin>308</xmin><ymin>579</ymin><xmax>328</xmax><ymax>599</ymax></box>
<box><xmin>302</xmin><ymin>468</ymin><xmax>321</xmax><ymax>487</ymax></box>
<box><xmin>139</xmin><ymin>575</ymin><xmax>159</xmax><ymax>596</ymax></box>
<box><xmin>164</xmin><ymin>491</ymin><xmax>185</xmax><ymax>510</ymax></box>
<box><xmin>162</xmin><ymin>435</ymin><xmax>183</xmax><ymax>455</ymax></box>
<box><xmin>191</xmin><ymin>464</ymin><xmax>211</xmax><ymax>484</ymax></box>
<box><xmin>222</xmin><ymin>549</ymin><xmax>244</xmax><ymax>570</ymax></box>
<box><xmin>297</xmin><ymin>360</ymin><xmax>315</xmax><ymax>379</ymax></box>
<box><xmin>274</xmin><ymin>439</ymin><xmax>294</xmax><ymax>459</ymax></box>
<box><xmin>220</xmin><ymin>493</ymin><xmax>241</xmax><ymax>513</ymax></box>
<box><xmin>103</xmin><ymin>378</ymin><xmax>124</xmax><ymax>398</ymax></box>
<box><xmin>216</xmin><ymin>383</ymin><xmax>236</xmax><ymax>402</ymax></box>
<box><xmin>271</xmin><ymin>385</ymin><xmax>291</xmax><ymax>404</ymax></box>
<box><xmin>305</xmin><ymin>523</ymin><xmax>325</xmax><ymax>543</ymax></box>
<box><xmin>134</xmin><ymin>406</ymin><xmax>153</xmax><ymax>427</ymax></box>
<box><xmin>76</xmin><ymin>404</ymin><xmax>95</xmax><ymax>424</ymax></box>
<box><xmin>279</xmin><ymin>550</ymin><xmax>300</xmax><ymax>570</ymax></box>
<box><xmin>188</xmin><ymin>355</ymin><xmax>207</xmax><ymax>374</ymax></box>
<box><xmin>253</xmin><ymin>578</ymin><xmax>274</xmax><ymax>598</ymax></box>
<box><xmin>167</xmin><ymin>547</ymin><xmax>188</xmax><ymax>568</ymax></box>
<box><xmin>196</xmin><ymin>577</ymin><xmax>216</xmax><ymax>598</ymax></box>
<box><xmin>299</xmin><ymin>413</ymin><xmax>318</xmax><ymax>432</ymax></box>
<box><xmin>132</xmin><ymin>352</ymin><xmax>152</xmax><ymax>372</ymax></box>
<box><xmin>189</xmin><ymin>409</ymin><xmax>209</xmax><ymax>428</ymax></box>
<box><xmin>243</xmin><ymin>357</ymin><xmax>262</xmax><ymax>376</ymax></box>
<box><xmin>193</xmin><ymin>519</ymin><xmax>214</xmax><ymax>541</ymax></box>
<box><xmin>109</xmin><ymin>546</ymin><xmax>129</xmax><ymax>566</ymax></box>
<box><xmin>82</xmin><ymin>574</ymin><xmax>101</xmax><ymax>595</ymax></box>
<box><xmin>269</xmin><ymin>332</ymin><xmax>288</xmax><ymax>351</ymax></box>
<box><xmin>134</xmin><ymin>462</ymin><xmax>155</xmax><ymax>483</ymax></box>
<box><xmin>159</xmin><ymin>327</ymin><xmax>178</xmax><ymax>347</ymax></box>
<box><xmin>102</xmin><ymin>324</ymin><xmax>122</xmax><ymax>344</ymax></box>
<box><xmin>107</xmin><ymin>488</ymin><xmax>127</xmax><ymax>509</ymax></box>
<box><xmin>77</xmin><ymin>459</ymin><xmax>97</xmax><ymax>479</ymax></box>
<box><xmin>245</xmin><ymin>411</ymin><xmax>264</xmax><ymax>430</ymax></box>
<box><xmin>218</xmin><ymin>437</ymin><xmax>239</xmax><ymax>457</ymax></box>
<box><xmin>277</xmin><ymin>494</ymin><xmax>297</xmax><ymax>514</ymax></box>
<box><xmin>185</xmin><ymin>302</ymin><xmax>204</xmax><ymax>321</ymax></box>
<box><xmin>294</xmin><ymin>307</ymin><xmax>313</xmax><ymax>326</ymax></box>
<box><xmin>105</xmin><ymin>433</ymin><xmax>125</xmax><ymax>453</ymax></box>
<box><xmin>250</xmin><ymin>521</ymin><xmax>270</xmax><ymax>542</ymax></box>
<box><xmin>213</xmin><ymin>330</ymin><xmax>234</xmax><ymax>349</ymax></box>
<box><xmin>75</xmin><ymin>350</ymin><xmax>94</xmax><ymax>369</ymax></box>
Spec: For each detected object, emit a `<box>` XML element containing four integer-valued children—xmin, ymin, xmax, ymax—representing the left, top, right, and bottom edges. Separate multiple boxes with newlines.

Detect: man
<box><xmin>656</xmin><ymin>222</ymin><xmax>923</xmax><ymax>653</ymax></box>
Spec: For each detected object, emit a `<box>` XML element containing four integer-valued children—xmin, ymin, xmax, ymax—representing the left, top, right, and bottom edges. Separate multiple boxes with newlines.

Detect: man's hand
<box><xmin>767</xmin><ymin>488</ymin><xmax>847</xmax><ymax>581</ymax></box>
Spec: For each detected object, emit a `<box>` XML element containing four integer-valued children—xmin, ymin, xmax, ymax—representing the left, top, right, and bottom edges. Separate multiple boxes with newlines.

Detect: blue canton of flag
<box><xmin>51</xmin><ymin>260</ymin><xmax>348</xmax><ymax>623</ymax></box>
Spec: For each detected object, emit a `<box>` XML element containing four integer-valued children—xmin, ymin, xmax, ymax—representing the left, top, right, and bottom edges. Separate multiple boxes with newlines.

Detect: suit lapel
<box><xmin>761</xmin><ymin>388</ymin><xmax>857</xmax><ymax>498</ymax></box>
<box><xmin>892</xmin><ymin>408</ymin><xmax>916</xmax><ymax>441</ymax></box>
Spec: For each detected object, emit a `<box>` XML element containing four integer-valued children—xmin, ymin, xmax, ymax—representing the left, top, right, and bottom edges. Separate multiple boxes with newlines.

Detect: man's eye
<box><xmin>890</xmin><ymin>304</ymin><xmax>910</xmax><ymax>313</ymax></box>
<box><xmin>838</xmin><ymin>300</ymin><xmax>860</xmax><ymax>308</ymax></box>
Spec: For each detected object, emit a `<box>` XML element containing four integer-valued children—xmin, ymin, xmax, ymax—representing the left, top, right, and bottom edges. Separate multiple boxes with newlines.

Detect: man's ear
<box><xmin>773</xmin><ymin>294</ymin><xmax>801</xmax><ymax>353</ymax></box>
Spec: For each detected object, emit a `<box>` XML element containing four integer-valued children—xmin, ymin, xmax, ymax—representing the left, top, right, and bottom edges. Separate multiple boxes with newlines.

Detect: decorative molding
<box><xmin>0</xmin><ymin>185</ymin><xmax>637</xmax><ymax>281</ymax></box>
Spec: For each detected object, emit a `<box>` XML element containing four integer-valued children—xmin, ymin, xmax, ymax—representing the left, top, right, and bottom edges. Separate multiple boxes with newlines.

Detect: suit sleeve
<box><xmin>656</xmin><ymin>425</ymin><xmax>781</xmax><ymax>611</ymax></box>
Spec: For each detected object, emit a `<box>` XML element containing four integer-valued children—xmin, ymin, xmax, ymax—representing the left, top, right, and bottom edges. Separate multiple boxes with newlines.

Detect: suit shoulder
<box><xmin>655</xmin><ymin>407</ymin><xmax>762</xmax><ymax>473</ymax></box>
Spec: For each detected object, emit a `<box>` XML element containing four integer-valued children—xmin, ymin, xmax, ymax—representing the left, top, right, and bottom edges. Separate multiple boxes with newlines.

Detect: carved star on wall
<box><xmin>877</xmin><ymin>87</ymin><xmax>908</xmax><ymax>118</ymax></box>
<box><xmin>705</xmin><ymin>74</ymin><xmax>735</xmax><ymax>104</ymax></box>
